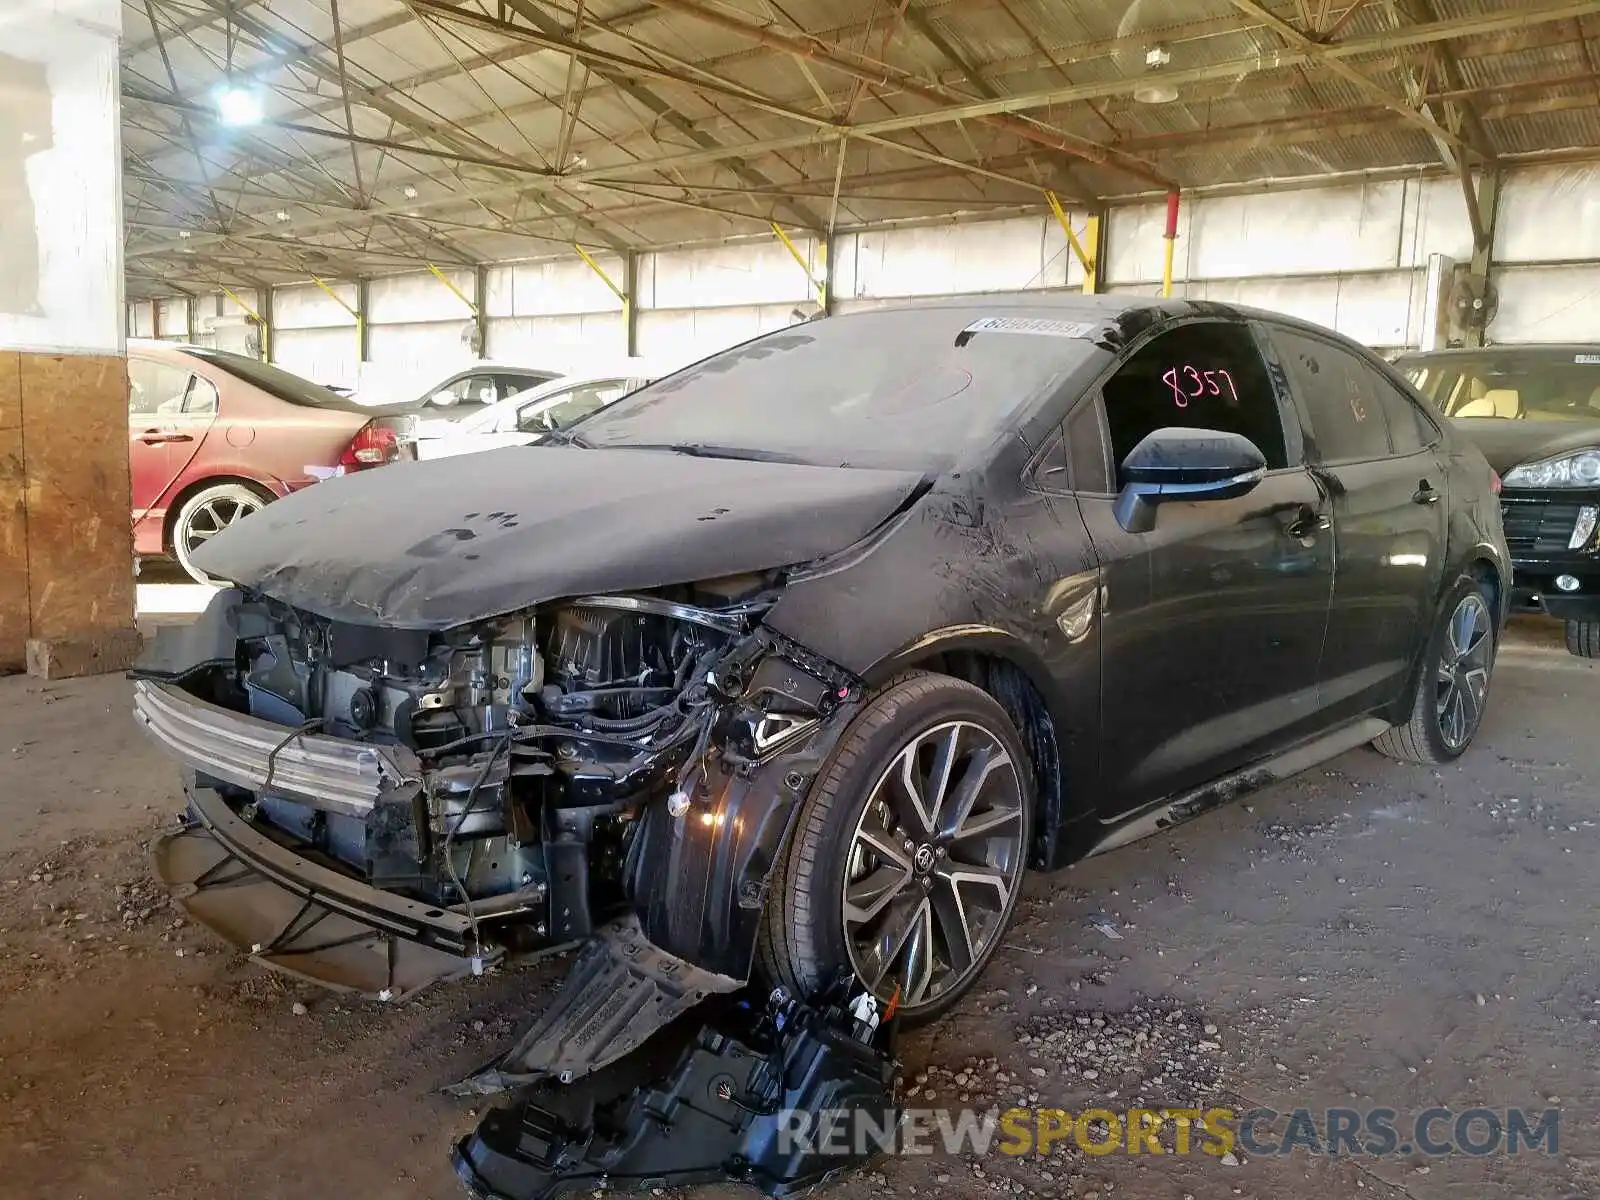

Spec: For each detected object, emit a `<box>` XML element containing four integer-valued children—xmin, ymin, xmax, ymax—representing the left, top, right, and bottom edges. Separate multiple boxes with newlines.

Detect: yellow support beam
<box><xmin>427</xmin><ymin>262</ymin><xmax>478</xmax><ymax>315</ymax></box>
<box><xmin>574</xmin><ymin>244</ymin><xmax>626</xmax><ymax>303</ymax></box>
<box><xmin>1045</xmin><ymin>191</ymin><xmax>1099</xmax><ymax>294</ymax></box>
<box><xmin>220</xmin><ymin>284</ymin><xmax>269</xmax><ymax>360</ymax></box>
<box><xmin>1080</xmin><ymin>214</ymin><xmax>1101</xmax><ymax>295</ymax></box>
<box><xmin>771</xmin><ymin>222</ymin><xmax>826</xmax><ymax>309</ymax></box>
<box><xmin>219</xmin><ymin>284</ymin><xmax>262</xmax><ymax>324</ymax></box>
<box><xmin>310</xmin><ymin>275</ymin><xmax>358</xmax><ymax>317</ymax></box>
<box><xmin>311</xmin><ymin>276</ymin><xmax>363</xmax><ymax>361</ymax></box>
<box><xmin>574</xmin><ymin>243</ymin><xmax>631</xmax><ymax>335</ymax></box>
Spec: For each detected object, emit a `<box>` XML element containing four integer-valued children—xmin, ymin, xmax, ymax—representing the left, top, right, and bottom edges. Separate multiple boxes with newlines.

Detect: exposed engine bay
<box><xmin>136</xmin><ymin>576</ymin><xmax>861</xmax><ymax>1022</ymax></box>
<box><xmin>235</xmin><ymin>578</ymin><xmax>774</xmax><ymax>915</ymax></box>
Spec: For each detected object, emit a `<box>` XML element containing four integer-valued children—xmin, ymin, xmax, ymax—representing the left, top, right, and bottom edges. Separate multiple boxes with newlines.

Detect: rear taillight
<box><xmin>339</xmin><ymin>420</ymin><xmax>398</xmax><ymax>471</ymax></box>
<box><xmin>1490</xmin><ymin>469</ymin><xmax>1503</xmax><ymax>495</ymax></box>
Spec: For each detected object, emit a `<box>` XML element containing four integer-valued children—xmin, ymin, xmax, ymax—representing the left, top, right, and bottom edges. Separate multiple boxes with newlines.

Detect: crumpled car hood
<box><xmin>192</xmin><ymin>444</ymin><xmax>926</xmax><ymax>629</ymax></box>
<box><xmin>1451</xmin><ymin>417</ymin><xmax>1600</xmax><ymax>475</ymax></box>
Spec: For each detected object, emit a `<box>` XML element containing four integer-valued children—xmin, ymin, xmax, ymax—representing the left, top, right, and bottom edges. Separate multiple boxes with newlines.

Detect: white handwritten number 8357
<box><xmin>1163</xmin><ymin>365</ymin><xmax>1239</xmax><ymax>409</ymax></box>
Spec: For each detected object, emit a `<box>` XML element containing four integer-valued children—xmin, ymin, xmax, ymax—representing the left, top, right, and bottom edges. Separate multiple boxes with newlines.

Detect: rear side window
<box><xmin>1100</xmin><ymin>321</ymin><xmax>1288</xmax><ymax>481</ymax></box>
<box><xmin>1374</xmin><ymin>370</ymin><xmax>1439</xmax><ymax>452</ymax></box>
<box><xmin>185</xmin><ymin>376</ymin><xmax>219</xmax><ymax>415</ymax></box>
<box><xmin>1271</xmin><ymin>329</ymin><xmax>1393</xmax><ymax>463</ymax></box>
<box><xmin>128</xmin><ymin>359</ymin><xmax>192</xmax><ymax>417</ymax></box>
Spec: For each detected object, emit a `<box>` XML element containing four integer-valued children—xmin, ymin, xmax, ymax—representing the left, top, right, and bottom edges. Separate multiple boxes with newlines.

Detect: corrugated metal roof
<box><xmin>120</xmin><ymin>0</ymin><xmax>1600</xmax><ymax>296</ymax></box>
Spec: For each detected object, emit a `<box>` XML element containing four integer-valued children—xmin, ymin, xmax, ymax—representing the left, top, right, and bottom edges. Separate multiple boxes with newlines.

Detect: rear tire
<box><xmin>1372</xmin><ymin>574</ymin><xmax>1496</xmax><ymax>764</ymax></box>
<box><xmin>756</xmin><ymin>673</ymin><xmax>1033</xmax><ymax>1025</ymax></box>
<box><xmin>1564</xmin><ymin>618</ymin><xmax>1600</xmax><ymax>659</ymax></box>
<box><xmin>171</xmin><ymin>482</ymin><xmax>269</xmax><ymax>585</ymax></box>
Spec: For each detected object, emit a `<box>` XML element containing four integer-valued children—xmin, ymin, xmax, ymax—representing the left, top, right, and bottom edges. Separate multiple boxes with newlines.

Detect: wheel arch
<box><xmin>861</xmin><ymin>627</ymin><xmax>1073</xmax><ymax>869</ymax></box>
<box><xmin>1395</xmin><ymin>552</ymin><xmax>1504</xmax><ymax>724</ymax></box>
<box><xmin>161</xmin><ymin>475</ymin><xmax>279</xmax><ymax>555</ymax></box>
<box><xmin>1465</xmin><ymin>553</ymin><xmax>1506</xmax><ymax>630</ymax></box>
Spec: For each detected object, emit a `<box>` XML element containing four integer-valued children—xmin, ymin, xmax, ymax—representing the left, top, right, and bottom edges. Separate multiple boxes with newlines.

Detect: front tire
<box><xmin>1564</xmin><ymin>618</ymin><xmax>1600</xmax><ymax>659</ymax></box>
<box><xmin>171</xmin><ymin>482</ymin><xmax>268</xmax><ymax>585</ymax></box>
<box><xmin>1373</xmin><ymin>575</ymin><xmax>1496</xmax><ymax>764</ymax></box>
<box><xmin>757</xmin><ymin>673</ymin><xmax>1032</xmax><ymax>1024</ymax></box>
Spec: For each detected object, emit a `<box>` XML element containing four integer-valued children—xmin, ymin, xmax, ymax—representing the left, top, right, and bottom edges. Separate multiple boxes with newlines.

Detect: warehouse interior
<box><xmin>4</xmin><ymin>0</ymin><xmax>1600</xmax><ymax>1197</ymax></box>
<box><xmin>115</xmin><ymin>0</ymin><xmax>1600</xmax><ymax>382</ymax></box>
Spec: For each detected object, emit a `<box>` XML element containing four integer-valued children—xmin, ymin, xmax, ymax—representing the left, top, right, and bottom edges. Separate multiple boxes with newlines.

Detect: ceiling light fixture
<box><xmin>403</xmin><ymin>184</ymin><xmax>419</xmax><ymax>199</ymax></box>
<box><xmin>1134</xmin><ymin>82</ymin><xmax>1179</xmax><ymax>104</ymax></box>
<box><xmin>275</xmin><ymin>210</ymin><xmax>290</xmax><ymax>222</ymax></box>
<box><xmin>1134</xmin><ymin>45</ymin><xmax>1178</xmax><ymax>104</ymax></box>
<box><xmin>213</xmin><ymin>83</ymin><xmax>264</xmax><ymax>126</ymax></box>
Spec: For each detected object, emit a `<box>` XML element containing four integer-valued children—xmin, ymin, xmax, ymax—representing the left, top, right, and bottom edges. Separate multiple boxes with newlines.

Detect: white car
<box><xmin>409</xmin><ymin>364</ymin><xmax>663</xmax><ymax>461</ymax></box>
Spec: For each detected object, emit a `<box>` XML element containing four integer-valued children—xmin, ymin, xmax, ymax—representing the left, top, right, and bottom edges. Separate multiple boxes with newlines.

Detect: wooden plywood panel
<box><xmin>0</xmin><ymin>351</ymin><xmax>26</xmax><ymax>671</ymax></box>
<box><xmin>19</xmin><ymin>352</ymin><xmax>134</xmax><ymax>641</ymax></box>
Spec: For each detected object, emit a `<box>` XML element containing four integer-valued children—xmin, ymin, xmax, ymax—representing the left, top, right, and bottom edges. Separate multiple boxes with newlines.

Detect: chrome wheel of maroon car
<box><xmin>173</xmin><ymin>483</ymin><xmax>266</xmax><ymax>585</ymax></box>
<box><xmin>842</xmin><ymin>719</ymin><xmax>1026</xmax><ymax>1013</ymax></box>
<box><xmin>1436</xmin><ymin>591</ymin><xmax>1493</xmax><ymax>751</ymax></box>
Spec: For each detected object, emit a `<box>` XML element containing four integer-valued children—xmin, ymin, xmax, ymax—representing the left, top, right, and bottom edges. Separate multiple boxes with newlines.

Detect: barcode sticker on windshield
<box><xmin>1575</xmin><ymin>354</ymin><xmax>1600</xmax><ymax>364</ymax></box>
<box><xmin>962</xmin><ymin>316</ymin><xmax>1101</xmax><ymax>339</ymax></box>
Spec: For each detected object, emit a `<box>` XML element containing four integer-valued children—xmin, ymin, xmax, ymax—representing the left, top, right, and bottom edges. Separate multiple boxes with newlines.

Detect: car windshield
<box><xmin>1400</xmin><ymin>351</ymin><xmax>1600</xmax><ymax>422</ymax></box>
<box><xmin>565</xmin><ymin>308</ymin><xmax>1104</xmax><ymax>471</ymax></box>
<box><xmin>185</xmin><ymin>347</ymin><xmax>369</xmax><ymax>412</ymax></box>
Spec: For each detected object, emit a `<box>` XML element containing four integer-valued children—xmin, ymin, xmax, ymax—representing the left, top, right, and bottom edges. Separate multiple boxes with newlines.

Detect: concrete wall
<box><xmin>1492</xmin><ymin>165</ymin><xmax>1600</xmax><ymax>342</ymax></box>
<box><xmin>272</xmin><ymin>282</ymin><xmax>357</xmax><ymax>389</ymax></box>
<box><xmin>1103</xmin><ymin>176</ymin><xmax>1473</xmax><ymax>349</ymax></box>
<box><xmin>485</xmin><ymin>255</ymin><xmax>626</xmax><ymax>365</ymax></box>
<box><xmin>132</xmin><ymin>162</ymin><xmax>1600</xmax><ymax>391</ymax></box>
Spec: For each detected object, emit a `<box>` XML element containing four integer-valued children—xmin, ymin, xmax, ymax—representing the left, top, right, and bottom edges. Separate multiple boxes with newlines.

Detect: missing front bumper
<box><xmin>155</xmin><ymin>785</ymin><xmax>497</xmax><ymax>999</ymax></box>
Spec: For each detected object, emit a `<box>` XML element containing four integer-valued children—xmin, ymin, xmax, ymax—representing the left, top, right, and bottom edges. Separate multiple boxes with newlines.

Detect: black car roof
<box><xmin>1394</xmin><ymin>345</ymin><xmax>1600</xmax><ymax>359</ymax></box>
<box><xmin>845</xmin><ymin>292</ymin><xmax>1370</xmax><ymax>343</ymax></box>
<box><xmin>847</xmin><ymin>292</ymin><xmax>1199</xmax><ymax>319</ymax></box>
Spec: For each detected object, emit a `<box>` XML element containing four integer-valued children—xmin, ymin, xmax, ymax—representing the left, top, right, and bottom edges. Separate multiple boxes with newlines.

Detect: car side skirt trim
<box><xmin>1081</xmin><ymin>715</ymin><xmax>1392</xmax><ymax>858</ymax></box>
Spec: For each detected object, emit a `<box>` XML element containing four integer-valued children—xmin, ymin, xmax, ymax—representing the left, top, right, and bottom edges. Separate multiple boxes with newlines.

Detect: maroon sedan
<box><xmin>128</xmin><ymin>340</ymin><xmax>400</xmax><ymax>583</ymax></box>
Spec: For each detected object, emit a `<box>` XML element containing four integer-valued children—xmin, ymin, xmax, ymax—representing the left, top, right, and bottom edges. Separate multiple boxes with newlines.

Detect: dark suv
<box><xmin>1396</xmin><ymin>346</ymin><xmax>1600</xmax><ymax>657</ymax></box>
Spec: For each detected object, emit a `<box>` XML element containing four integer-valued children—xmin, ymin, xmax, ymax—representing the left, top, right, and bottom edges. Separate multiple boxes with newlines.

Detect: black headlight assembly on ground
<box><xmin>451</xmin><ymin>972</ymin><xmax>902</xmax><ymax>1200</ymax></box>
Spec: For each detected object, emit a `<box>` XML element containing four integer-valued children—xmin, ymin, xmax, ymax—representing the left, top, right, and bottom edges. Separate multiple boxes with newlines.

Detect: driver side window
<box><xmin>1100</xmin><ymin>322</ymin><xmax>1289</xmax><ymax>485</ymax></box>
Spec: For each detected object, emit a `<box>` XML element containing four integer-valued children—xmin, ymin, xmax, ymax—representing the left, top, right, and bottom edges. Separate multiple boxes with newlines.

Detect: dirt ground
<box><xmin>1</xmin><ymin>617</ymin><xmax>1597</xmax><ymax>1200</ymax></box>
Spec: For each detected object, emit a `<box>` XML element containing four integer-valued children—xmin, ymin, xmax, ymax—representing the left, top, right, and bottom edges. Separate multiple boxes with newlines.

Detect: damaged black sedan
<box><xmin>134</xmin><ymin>297</ymin><xmax>1509</xmax><ymax>1087</ymax></box>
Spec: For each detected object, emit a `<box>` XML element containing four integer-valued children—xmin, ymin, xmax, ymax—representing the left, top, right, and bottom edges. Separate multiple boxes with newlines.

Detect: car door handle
<box><xmin>1283</xmin><ymin>506</ymin><xmax>1331</xmax><ymax>540</ymax></box>
<box><xmin>138</xmin><ymin>429</ymin><xmax>193</xmax><ymax>445</ymax></box>
<box><xmin>1412</xmin><ymin>479</ymin><xmax>1440</xmax><ymax>505</ymax></box>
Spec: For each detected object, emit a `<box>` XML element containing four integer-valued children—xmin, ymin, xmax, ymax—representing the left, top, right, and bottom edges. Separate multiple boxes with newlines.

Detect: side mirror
<box><xmin>429</xmin><ymin>389</ymin><xmax>458</xmax><ymax>408</ymax></box>
<box><xmin>1114</xmin><ymin>427</ymin><xmax>1267</xmax><ymax>533</ymax></box>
